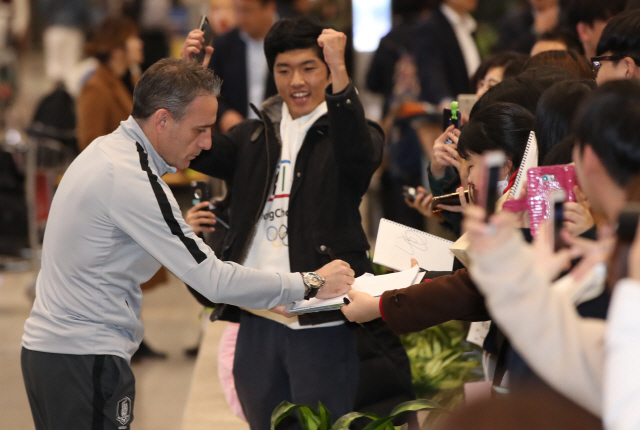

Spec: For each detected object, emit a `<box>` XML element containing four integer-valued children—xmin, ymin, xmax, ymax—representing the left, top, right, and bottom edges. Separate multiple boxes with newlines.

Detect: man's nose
<box><xmin>199</xmin><ymin>130</ymin><xmax>212</xmax><ymax>150</ymax></box>
<box><xmin>291</xmin><ymin>69</ymin><xmax>304</xmax><ymax>86</ymax></box>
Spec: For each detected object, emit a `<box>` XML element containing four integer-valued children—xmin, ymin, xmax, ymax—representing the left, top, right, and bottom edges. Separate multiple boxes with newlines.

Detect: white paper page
<box><xmin>373</xmin><ymin>219</ymin><xmax>455</xmax><ymax>272</ymax></box>
<box><xmin>508</xmin><ymin>131</ymin><xmax>538</xmax><ymax>199</ymax></box>
<box><xmin>287</xmin><ymin>266</ymin><xmax>421</xmax><ymax>314</ymax></box>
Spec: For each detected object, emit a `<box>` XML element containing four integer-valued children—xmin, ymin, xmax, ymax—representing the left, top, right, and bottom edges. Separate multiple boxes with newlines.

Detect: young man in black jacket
<box><xmin>182</xmin><ymin>17</ymin><xmax>414</xmax><ymax>429</ymax></box>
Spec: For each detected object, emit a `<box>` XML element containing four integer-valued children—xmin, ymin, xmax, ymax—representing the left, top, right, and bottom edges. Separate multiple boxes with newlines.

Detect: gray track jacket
<box><xmin>22</xmin><ymin>116</ymin><xmax>304</xmax><ymax>361</ymax></box>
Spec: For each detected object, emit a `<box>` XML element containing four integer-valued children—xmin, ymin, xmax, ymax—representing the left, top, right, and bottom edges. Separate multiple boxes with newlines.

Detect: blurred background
<box><xmin>0</xmin><ymin>0</ymin><xmax>545</xmax><ymax>428</ymax></box>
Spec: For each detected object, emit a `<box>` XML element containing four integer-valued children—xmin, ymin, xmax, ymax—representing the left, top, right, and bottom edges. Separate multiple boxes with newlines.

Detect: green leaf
<box><xmin>362</xmin><ymin>417</ymin><xmax>395</xmax><ymax>430</ymax></box>
<box><xmin>389</xmin><ymin>399</ymin><xmax>448</xmax><ymax>417</ymax></box>
<box><xmin>299</xmin><ymin>406</ymin><xmax>321</xmax><ymax>430</ymax></box>
<box><xmin>317</xmin><ymin>402</ymin><xmax>331</xmax><ymax>430</ymax></box>
<box><xmin>271</xmin><ymin>402</ymin><xmax>304</xmax><ymax>429</ymax></box>
<box><xmin>332</xmin><ymin>412</ymin><xmax>373</xmax><ymax>430</ymax></box>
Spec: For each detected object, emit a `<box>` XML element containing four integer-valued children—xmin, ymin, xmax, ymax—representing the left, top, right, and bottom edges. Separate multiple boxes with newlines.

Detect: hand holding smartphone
<box><xmin>443</xmin><ymin>101</ymin><xmax>460</xmax><ymax>144</ymax></box>
<box><xmin>190</xmin><ymin>181</ymin><xmax>229</xmax><ymax>229</ymax></box>
<box><xmin>478</xmin><ymin>151</ymin><xmax>506</xmax><ymax>219</ymax></box>
<box><xmin>194</xmin><ymin>16</ymin><xmax>214</xmax><ymax>65</ymax></box>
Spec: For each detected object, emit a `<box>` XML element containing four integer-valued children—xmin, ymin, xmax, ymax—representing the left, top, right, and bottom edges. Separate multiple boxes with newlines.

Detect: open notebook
<box><xmin>286</xmin><ymin>265</ymin><xmax>422</xmax><ymax>314</ymax></box>
<box><xmin>373</xmin><ymin>219</ymin><xmax>454</xmax><ymax>272</ymax></box>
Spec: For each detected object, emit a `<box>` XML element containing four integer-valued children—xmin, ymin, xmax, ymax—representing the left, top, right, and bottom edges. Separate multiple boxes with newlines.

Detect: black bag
<box><xmin>27</xmin><ymin>82</ymin><xmax>78</xmax><ymax>154</ymax></box>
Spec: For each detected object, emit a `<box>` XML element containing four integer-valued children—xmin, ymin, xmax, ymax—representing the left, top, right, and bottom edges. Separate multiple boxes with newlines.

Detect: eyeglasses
<box><xmin>591</xmin><ymin>55</ymin><xmax>625</xmax><ymax>73</ymax></box>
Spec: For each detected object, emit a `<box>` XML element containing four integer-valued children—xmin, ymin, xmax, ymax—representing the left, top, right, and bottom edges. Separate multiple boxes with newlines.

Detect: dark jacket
<box><xmin>190</xmin><ymin>82</ymin><xmax>383</xmax><ymax>323</ymax></box>
<box><xmin>209</xmin><ymin>28</ymin><xmax>278</xmax><ymax>119</ymax></box>
<box><xmin>412</xmin><ymin>8</ymin><xmax>472</xmax><ymax>105</ymax></box>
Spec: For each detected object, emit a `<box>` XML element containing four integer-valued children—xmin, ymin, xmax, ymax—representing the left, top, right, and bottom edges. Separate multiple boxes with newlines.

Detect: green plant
<box><xmin>271</xmin><ymin>399</ymin><xmax>448</xmax><ymax>430</ymax></box>
<box><xmin>401</xmin><ymin>321</ymin><xmax>484</xmax><ymax>407</ymax></box>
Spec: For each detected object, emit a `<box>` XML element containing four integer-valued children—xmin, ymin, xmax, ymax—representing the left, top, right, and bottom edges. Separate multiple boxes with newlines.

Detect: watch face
<box><xmin>307</xmin><ymin>275</ymin><xmax>322</xmax><ymax>288</ymax></box>
<box><xmin>305</xmin><ymin>273</ymin><xmax>323</xmax><ymax>288</ymax></box>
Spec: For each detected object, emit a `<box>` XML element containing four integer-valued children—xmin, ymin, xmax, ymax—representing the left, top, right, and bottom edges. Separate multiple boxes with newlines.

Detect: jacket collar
<box><xmin>253</xmin><ymin>95</ymin><xmax>330</xmax><ymax>130</ymax></box>
<box><xmin>119</xmin><ymin>116</ymin><xmax>177</xmax><ymax>176</ymax></box>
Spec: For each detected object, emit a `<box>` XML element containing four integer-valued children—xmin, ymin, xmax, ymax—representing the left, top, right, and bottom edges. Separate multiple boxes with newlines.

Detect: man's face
<box><xmin>274</xmin><ymin>48</ymin><xmax>331</xmax><ymax>120</ymax></box>
<box><xmin>572</xmin><ymin>144</ymin><xmax>605</xmax><ymax>217</ymax></box>
<box><xmin>157</xmin><ymin>95</ymin><xmax>218</xmax><ymax>169</ymax></box>
<box><xmin>595</xmin><ymin>51</ymin><xmax>636</xmax><ymax>85</ymax></box>
<box><xmin>233</xmin><ymin>0</ymin><xmax>275</xmax><ymax>39</ymax></box>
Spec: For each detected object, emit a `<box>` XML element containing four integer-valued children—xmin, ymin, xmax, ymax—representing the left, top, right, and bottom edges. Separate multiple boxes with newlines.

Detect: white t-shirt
<box><xmin>243</xmin><ymin>101</ymin><xmax>342</xmax><ymax>329</ymax></box>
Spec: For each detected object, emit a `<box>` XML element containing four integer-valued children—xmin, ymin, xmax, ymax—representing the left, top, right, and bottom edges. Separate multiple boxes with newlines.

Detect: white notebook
<box><xmin>373</xmin><ymin>218</ymin><xmax>454</xmax><ymax>272</ymax></box>
<box><xmin>286</xmin><ymin>266</ymin><xmax>421</xmax><ymax>314</ymax></box>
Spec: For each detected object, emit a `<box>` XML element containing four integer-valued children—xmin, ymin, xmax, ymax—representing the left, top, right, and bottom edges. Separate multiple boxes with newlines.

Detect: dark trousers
<box><xmin>233</xmin><ymin>312</ymin><xmax>359</xmax><ymax>430</ymax></box>
<box><xmin>21</xmin><ymin>348</ymin><xmax>136</xmax><ymax>430</ymax></box>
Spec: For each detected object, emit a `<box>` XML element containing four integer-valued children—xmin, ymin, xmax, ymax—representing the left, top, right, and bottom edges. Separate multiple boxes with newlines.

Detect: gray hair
<box><xmin>132</xmin><ymin>58</ymin><xmax>222</xmax><ymax>122</ymax></box>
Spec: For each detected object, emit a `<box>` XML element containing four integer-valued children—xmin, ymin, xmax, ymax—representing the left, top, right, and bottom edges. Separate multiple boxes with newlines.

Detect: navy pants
<box><xmin>233</xmin><ymin>312</ymin><xmax>359</xmax><ymax>430</ymax></box>
<box><xmin>21</xmin><ymin>348</ymin><xmax>136</xmax><ymax>430</ymax></box>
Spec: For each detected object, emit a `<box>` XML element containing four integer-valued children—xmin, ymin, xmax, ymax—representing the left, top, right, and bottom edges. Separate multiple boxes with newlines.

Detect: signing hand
<box><xmin>317</xmin><ymin>29</ymin><xmax>348</xmax><ymax>93</ymax></box>
<box><xmin>185</xmin><ymin>201</ymin><xmax>217</xmax><ymax>234</ymax></box>
<box><xmin>341</xmin><ymin>290</ymin><xmax>381</xmax><ymax>323</ymax></box>
<box><xmin>430</xmin><ymin>125</ymin><xmax>461</xmax><ymax>179</ymax></box>
<box><xmin>315</xmin><ymin>260</ymin><xmax>355</xmax><ymax>299</ymax></box>
<box><xmin>181</xmin><ymin>29</ymin><xmax>214</xmax><ymax>67</ymax></box>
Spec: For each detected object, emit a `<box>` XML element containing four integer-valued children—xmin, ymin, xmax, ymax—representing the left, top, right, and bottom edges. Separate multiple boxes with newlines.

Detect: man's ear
<box><xmin>621</xmin><ymin>57</ymin><xmax>640</xmax><ymax>79</ymax></box>
<box><xmin>152</xmin><ymin>109</ymin><xmax>171</xmax><ymax>134</ymax></box>
<box><xmin>576</xmin><ymin>22</ymin><xmax>591</xmax><ymax>44</ymax></box>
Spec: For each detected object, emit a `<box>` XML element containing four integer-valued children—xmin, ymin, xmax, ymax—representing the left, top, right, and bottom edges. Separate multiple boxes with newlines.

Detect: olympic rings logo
<box><xmin>267</xmin><ymin>225</ymin><xmax>288</xmax><ymax>247</ymax></box>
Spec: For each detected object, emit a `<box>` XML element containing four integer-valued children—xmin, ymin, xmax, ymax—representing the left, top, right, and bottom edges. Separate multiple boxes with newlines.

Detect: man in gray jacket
<box><xmin>20</xmin><ymin>58</ymin><xmax>354</xmax><ymax>430</ymax></box>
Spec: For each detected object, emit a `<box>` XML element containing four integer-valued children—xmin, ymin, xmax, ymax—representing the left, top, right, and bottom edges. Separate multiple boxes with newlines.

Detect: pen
<box><xmin>214</xmin><ymin>215</ymin><xmax>230</xmax><ymax>229</ymax></box>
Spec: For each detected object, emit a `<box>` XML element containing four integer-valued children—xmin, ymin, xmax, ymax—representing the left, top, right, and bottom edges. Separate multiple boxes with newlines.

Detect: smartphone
<box><xmin>402</xmin><ymin>185</ymin><xmax>417</xmax><ymax>202</ymax></box>
<box><xmin>478</xmin><ymin>151</ymin><xmax>506</xmax><ymax>219</ymax></box>
<box><xmin>549</xmin><ymin>190</ymin><xmax>567</xmax><ymax>251</ymax></box>
<box><xmin>443</xmin><ymin>101</ymin><xmax>460</xmax><ymax>144</ymax></box>
<box><xmin>457</xmin><ymin>94</ymin><xmax>478</xmax><ymax>117</ymax></box>
<box><xmin>617</xmin><ymin>202</ymin><xmax>640</xmax><ymax>243</ymax></box>
<box><xmin>190</xmin><ymin>180</ymin><xmax>215</xmax><ymax>228</ymax></box>
<box><xmin>431</xmin><ymin>190</ymin><xmax>470</xmax><ymax>213</ymax></box>
<box><xmin>194</xmin><ymin>16</ymin><xmax>214</xmax><ymax>65</ymax></box>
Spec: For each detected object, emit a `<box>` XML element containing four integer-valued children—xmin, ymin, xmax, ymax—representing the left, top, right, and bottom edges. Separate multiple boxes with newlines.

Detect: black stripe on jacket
<box><xmin>136</xmin><ymin>142</ymin><xmax>207</xmax><ymax>264</ymax></box>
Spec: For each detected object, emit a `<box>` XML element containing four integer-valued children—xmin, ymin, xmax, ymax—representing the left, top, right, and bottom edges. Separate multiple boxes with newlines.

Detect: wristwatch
<box><xmin>301</xmin><ymin>272</ymin><xmax>325</xmax><ymax>300</ymax></box>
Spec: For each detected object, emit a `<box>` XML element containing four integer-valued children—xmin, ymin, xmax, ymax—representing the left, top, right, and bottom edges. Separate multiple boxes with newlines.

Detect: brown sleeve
<box><xmin>76</xmin><ymin>85</ymin><xmax>111</xmax><ymax>151</ymax></box>
<box><xmin>381</xmin><ymin>268</ymin><xmax>490</xmax><ymax>335</ymax></box>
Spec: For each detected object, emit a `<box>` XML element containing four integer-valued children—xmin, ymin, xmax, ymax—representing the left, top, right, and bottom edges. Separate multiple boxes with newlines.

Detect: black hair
<box><xmin>524</xmin><ymin>50</ymin><xmax>595</xmax><ymax>80</ymax></box>
<box><xmin>471</xmin><ymin>51</ymin><xmax>528</xmax><ymax>91</ymax></box>
<box><xmin>264</xmin><ymin>17</ymin><xmax>327</xmax><ymax>73</ymax></box>
<box><xmin>535</xmin><ymin>79</ymin><xmax>596</xmax><ymax>165</ymax></box>
<box><xmin>535</xmin><ymin>28</ymin><xmax>584</xmax><ymax>54</ymax></box>
<box><xmin>541</xmin><ymin>135</ymin><xmax>575</xmax><ymax>166</ymax></box>
<box><xmin>458</xmin><ymin>103</ymin><xmax>534</xmax><ymax>175</ymax></box>
<box><xmin>471</xmin><ymin>77</ymin><xmax>544</xmax><ymax>117</ymax></box>
<box><xmin>392</xmin><ymin>0</ymin><xmax>433</xmax><ymax>21</ymax></box>
<box><xmin>596</xmin><ymin>9</ymin><xmax>640</xmax><ymax>60</ymax></box>
<box><xmin>573</xmin><ymin>79</ymin><xmax>640</xmax><ymax>187</ymax></box>
<box><xmin>560</xmin><ymin>0</ymin><xmax>626</xmax><ymax>29</ymax></box>
<box><xmin>518</xmin><ymin>65</ymin><xmax>582</xmax><ymax>91</ymax></box>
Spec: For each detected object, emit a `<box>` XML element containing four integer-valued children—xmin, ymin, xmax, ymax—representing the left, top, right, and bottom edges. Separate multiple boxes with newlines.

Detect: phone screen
<box><xmin>478</xmin><ymin>151</ymin><xmax>506</xmax><ymax>219</ymax></box>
